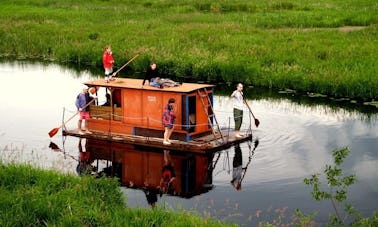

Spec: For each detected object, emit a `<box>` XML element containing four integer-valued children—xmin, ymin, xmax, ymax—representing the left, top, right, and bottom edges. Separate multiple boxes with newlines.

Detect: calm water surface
<box><xmin>0</xmin><ymin>62</ymin><xmax>377</xmax><ymax>225</ymax></box>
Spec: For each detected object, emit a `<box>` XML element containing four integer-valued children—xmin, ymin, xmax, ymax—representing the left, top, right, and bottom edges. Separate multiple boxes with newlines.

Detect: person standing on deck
<box><xmin>142</xmin><ymin>63</ymin><xmax>158</xmax><ymax>86</ymax></box>
<box><xmin>162</xmin><ymin>98</ymin><xmax>176</xmax><ymax>145</ymax></box>
<box><xmin>75</xmin><ymin>87</ymin><xmax>94</xmax><ymax>135</ymax></box>
<box><xmin>231</xmin><ymin>83</ymin><xmax>244</xmax><ymax>138</ymax></box>
<box><xmin>102</xmin><ymin>45</ymin><xmax>115</xmax><ymax>83</ymax></box>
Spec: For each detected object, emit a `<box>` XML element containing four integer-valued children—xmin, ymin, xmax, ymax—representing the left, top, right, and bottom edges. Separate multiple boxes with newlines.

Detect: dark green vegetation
<box><xmin>0</xmin><ymin>163</ymin><xmax>230</xmax><ymax>226</ymax></box>
<box><xmin>0</xmin><ymin>0</ymin><xmax>377</xmax><ymax>99</ymax></box>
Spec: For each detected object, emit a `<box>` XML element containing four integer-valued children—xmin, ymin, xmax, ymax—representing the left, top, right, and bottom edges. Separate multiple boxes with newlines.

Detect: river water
<box><xmin>0</xmin><ymin>62</ymin><xmax>377</xmax><ymax>225</ymax></box>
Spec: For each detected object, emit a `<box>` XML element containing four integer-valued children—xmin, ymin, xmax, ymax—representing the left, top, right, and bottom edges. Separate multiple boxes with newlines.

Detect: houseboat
<box><xmin>62</xmin><ymin>78</ymin><xmax>252</xmax><ymax>153</ymax></box>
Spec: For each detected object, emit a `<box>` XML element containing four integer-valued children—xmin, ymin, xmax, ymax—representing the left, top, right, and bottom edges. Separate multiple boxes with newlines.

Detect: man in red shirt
<box><xmin>102</xmin><ymin>45</ymin><xmax>115</xmax><ymax>82</ymax></box>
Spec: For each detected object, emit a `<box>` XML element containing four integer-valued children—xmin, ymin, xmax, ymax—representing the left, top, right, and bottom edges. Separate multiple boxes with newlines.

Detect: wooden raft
<box><xmin>63</xmin><ymin>129</ymin><xmax>252</xmax><ymax>153</ymax></box>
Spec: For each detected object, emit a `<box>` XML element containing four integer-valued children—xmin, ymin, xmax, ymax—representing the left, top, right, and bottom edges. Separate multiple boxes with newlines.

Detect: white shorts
<box><xmin>104</xmin><ymin>68</ymin><xmax>113</xmax><ymax>75</ymax></box>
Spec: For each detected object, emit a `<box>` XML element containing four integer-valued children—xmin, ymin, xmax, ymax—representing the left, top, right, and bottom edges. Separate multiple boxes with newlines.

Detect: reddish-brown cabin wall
<box><xmin>87</xmin><ymin>87</ymin><xmax>213</xmax><ymax>138</ymax></box>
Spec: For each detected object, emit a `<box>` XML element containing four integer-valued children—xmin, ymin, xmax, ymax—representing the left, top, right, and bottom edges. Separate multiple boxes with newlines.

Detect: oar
<box><xmin>244</xmin><ymin>99</ymin><xmax>260</xmax><ymax>127</ymax></box>
<box><xmin>48</xmin><ymin>99</ymin><xmax>95</xmax><ymax>138</ymax></box>
<box><xmin>112</xmin><ymin>52</ymin><xmax>142</xmax><ymax>77</ymax></box>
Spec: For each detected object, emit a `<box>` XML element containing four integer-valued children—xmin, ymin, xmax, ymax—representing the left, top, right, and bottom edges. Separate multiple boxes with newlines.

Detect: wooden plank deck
<box><xmin>63</xmin><ymin>129</ymin><xmax>252</xmax><ymax>153</ymax></box>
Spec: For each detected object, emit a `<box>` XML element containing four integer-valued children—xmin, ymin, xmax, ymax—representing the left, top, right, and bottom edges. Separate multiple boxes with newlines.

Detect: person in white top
<box><xmin>231</xmin><ymin>83</ymin><xmax>244</xmax><ymax>138</ymax></box>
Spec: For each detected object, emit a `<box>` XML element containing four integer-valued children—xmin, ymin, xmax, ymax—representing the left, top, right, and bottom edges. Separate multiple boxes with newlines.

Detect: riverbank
<box><xmin>0</xmin><ymin>163</ymin><xmax>231</xmax><ymax>226</ymax></box>
<box><xmin>0</xmin><ymin>0</ymin><xmax>377</xmax><ymax>99</ymax></box>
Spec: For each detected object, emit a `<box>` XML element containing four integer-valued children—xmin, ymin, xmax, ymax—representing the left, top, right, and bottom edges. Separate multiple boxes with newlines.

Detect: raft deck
<box><xmin>63</xmin><ymin>129</ymin><xmax>252</xmax><ymax>153</ymax></box>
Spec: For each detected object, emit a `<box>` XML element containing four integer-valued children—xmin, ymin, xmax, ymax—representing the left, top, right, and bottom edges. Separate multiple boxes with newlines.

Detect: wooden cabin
<box><xmin>63</xmin><ymin>78</ymin><xmax>252</xmax><ymax>153</ymax></box>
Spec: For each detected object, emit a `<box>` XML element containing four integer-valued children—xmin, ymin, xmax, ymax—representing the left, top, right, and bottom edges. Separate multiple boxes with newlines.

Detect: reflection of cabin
<box><xmin>63</xmin><ymin>78</ymin><xmax>252</xmax><ymax>153</ymax></box>
<box><xmin>81</xmin><ymin>139</ymin><xmax>214</xmax><ymax>198</ymax></box>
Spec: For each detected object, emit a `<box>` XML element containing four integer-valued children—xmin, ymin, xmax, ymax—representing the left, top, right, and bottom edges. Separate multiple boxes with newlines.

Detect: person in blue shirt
<box><xmin>75</xmin><ymin>87</ymin><xmax>94</xmax><ymax>135</ymax></box>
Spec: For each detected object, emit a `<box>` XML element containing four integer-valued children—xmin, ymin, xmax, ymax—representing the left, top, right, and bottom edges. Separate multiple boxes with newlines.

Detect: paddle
<box><xmin>244</xmin><ymin>99</ymin><xmax>260</xmax><ymax>127</ymax></box>
<box><xmin>48</xmin><ymin>99</ymin><xmax>95</xmax><ymax>138</ymax></box>
<box><xmin>112</xmin><ymin>52</ymin><xmax>142</xmax><ymax>77</ymax></box>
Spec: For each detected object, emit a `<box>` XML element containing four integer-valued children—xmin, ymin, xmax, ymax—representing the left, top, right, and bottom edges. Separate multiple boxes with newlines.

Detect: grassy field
<box><xmin>0</xmin><ymin>163</ymin><xmax>231</xmax><ymax>226</ymax></box>
<box><xmin>0</xmin><ymin>0</ymin><xmax>377</xmax><ymax>99</ymax></box>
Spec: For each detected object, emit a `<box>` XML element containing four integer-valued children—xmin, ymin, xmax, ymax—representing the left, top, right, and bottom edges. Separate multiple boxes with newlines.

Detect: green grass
<box><xmin>0</xmin><ymin>0</ymin><xmax>377</xmax><ymax>99</ymax></box>
<box><xmin>0</xmin><ymin>162</ymin><xmax>231</xmax><ymax>226</ymax></box>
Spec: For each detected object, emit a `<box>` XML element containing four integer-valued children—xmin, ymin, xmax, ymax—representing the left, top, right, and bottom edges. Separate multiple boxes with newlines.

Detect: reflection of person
<box><xmin>102</xmin><ymin>45</ymin><xmax>115</xmax><ymax>82</ymax></box>
<box><xmin>162</xmin><ymin>98</ymin><xmax>176</xmax><ymax>145</ymax></box>
<box><xmin>230</xmin><ymin>144</ymin><xmax>243</xmax><ymax>191</ymax></box>
<box><xmin>142</xmin><ymin>181</ymin><xmax>160</xmax><ymax>208</ymax></box>
<box><xmin>75</xmin><ymin>87</ymin><xmax>94</xmax><ymax>135</ymax></box>
<box><xmin>160</xmin><ymin>150</ymin><xmax>176</xmax><ymax>193</ymax></box>
<box><xmin>231</xmin><ymin>83</ymin><xmax>244</xmax><ymax>138</ymax></box>
<box><xmin>142</xmin><ymin>63</ymin><xmax>158</xmax><ymax>86</ymax></box>
<box><xmin>76</xmin><ymin>138</ymin><xmax>94</xmax><ymax>175</ymax></box>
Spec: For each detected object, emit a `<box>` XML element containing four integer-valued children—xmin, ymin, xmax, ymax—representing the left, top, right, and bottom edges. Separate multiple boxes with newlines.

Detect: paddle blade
<box><xmin>48</xmin><ymin>127</ymin><xmax>59</xmax><ymax>138</ymax></box>
<box><xmin>254</xmin><ymin>118</ymin><xmax>260</xmax><ymax>127</ymax></box>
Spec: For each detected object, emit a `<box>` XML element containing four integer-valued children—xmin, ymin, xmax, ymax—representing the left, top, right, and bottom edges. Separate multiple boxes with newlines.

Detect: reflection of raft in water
<box><xmin>63</xmin><ymin>78</ymin><xmax>253</xmax><ymax>153</ymax></box>
<box><xmin>78</xmin><ymin>139</ymin><xmax>216</xmax><ymax>198</ymax></box>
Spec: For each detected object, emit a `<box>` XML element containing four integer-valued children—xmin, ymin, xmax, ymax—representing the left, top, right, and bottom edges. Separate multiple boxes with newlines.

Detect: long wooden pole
<box><xmin>112</xmin><ymin>53</ymin><xmax>141</xmax><ymax>77</ymax></box>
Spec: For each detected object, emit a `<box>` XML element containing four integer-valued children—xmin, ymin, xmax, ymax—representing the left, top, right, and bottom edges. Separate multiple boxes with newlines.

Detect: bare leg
<box><xmin>167</xmin><ymin>127</ymin><xmax>174</xmax><ymax>141</ymax></box>
<box><xmin>163</xmin><ymin>127</ymin><xmax>168</xmax><ymax>142</ymax></box>
<box><xmin>78</xmin><ymin>120</ymin><xmax>82</xmax><ymax>131</ymax></box>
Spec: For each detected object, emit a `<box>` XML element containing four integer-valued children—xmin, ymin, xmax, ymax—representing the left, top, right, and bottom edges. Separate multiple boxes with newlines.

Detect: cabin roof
<box><xmin>84</xmin><ymin>78</ymin><xmax>215</xmax><ymax>93</ymax></box>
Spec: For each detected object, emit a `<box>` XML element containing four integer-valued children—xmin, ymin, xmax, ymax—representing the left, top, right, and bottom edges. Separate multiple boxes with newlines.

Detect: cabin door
<box><xmin>182</xmin><ymin>95</ymin><xmax>196</xmax><ymax>133</ymax></box>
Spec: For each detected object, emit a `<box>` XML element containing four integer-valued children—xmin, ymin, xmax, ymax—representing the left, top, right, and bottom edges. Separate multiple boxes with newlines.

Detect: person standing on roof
<box><xmin>102</xmin><ymin>45</ymin><xmax>115</xmax><ymax>83</ymax></box>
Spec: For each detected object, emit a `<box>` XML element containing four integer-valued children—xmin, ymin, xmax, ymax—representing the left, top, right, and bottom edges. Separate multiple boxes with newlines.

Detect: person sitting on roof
<box><xmin>142</xmin><ymin>63</ymin><xmax>158</xmax><ymax>86</ymax></box>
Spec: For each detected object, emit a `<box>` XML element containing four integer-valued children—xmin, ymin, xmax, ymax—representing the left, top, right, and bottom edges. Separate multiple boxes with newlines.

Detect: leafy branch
<box><xmin>302</xmin><ymin>147</ymin><xmax>377</xmax><ymax>226</ymax></box>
